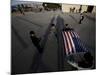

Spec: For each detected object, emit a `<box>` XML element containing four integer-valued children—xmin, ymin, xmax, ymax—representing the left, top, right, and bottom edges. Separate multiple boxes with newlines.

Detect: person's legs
<box><xmin>79</xmin><ymin>19</ymin><xmax>82</xmax><ymax>24</ymax></box>
<box><xmin>36</xmin><ymin>44</ymin><xmax>43</xmax><ymax>53</ymax></box>
<box><xmin>30</xmin><ymin>31</ymin><xmax>43</xmax><ymax>53</ymax></box>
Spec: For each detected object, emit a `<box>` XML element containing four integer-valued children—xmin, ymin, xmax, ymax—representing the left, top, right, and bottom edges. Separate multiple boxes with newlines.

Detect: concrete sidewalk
<box><xmin>12</xmin><ymin>11</ymin><xmax>96</xmax><ymax>74</ymax></box>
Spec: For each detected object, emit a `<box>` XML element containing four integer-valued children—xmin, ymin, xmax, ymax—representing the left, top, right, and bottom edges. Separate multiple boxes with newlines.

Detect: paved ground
<box><xmin>11</xmin><ymin>11</ymin><xmax>96</xmax><ymax>74</ymax></box>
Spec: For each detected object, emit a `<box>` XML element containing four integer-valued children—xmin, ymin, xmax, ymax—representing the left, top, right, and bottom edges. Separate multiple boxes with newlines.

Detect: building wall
<box><xmin>62</xmin><ymin>4</ymin><xmax>96</xmax><ymax>13</ymax></box>
<box><xmin>81</xmin><ymin>5</ymin><xmax>88</xmax><ymax>13</ymax></box>
<box><xmin>62</xmin><ymin>4</ymin><xmax>80</xmax><ymax>13</ymax></box>
<box><xmin>92</xmin><ymin>6</ymin><xmax>96</xmax><ymax>14</ymax></box>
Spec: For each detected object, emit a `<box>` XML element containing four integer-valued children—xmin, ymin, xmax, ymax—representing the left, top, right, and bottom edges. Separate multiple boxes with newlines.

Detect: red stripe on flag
<box><xmin>67</xmin><ymin>31</ymin><xmax>74</xmax><ymax>53</ymax></box>
<box><xmin>65</xmin><ymin>32</ymin><xmax>72</xmax><ymax>54</ymax></box>
<box><xmin>71</xmin><ymin>31</ymin><xmax>74</xmax><ymax>37</ymax></box>
<box><xmin>68</xmin><ymin>31</ymin><xmax>76</xmax><ymax>53</ymax></box>
<box><xmin>62</xmin><ymin>32</ymin><xmax>69</xmax><ymax>55</ymax></box>
<box><xmin>64</xmin><ymin>32</ymin><xmax>70</xmax><ymax>54</ymax></box>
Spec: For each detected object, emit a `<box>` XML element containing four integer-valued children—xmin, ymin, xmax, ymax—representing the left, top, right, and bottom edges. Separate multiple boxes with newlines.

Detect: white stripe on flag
<box><xmin>75</xmin><ymin>32</ymin><xmax>79</xmax><ymax>38</ymax></box>
<box><xmin>73</xmin><ymin>32</ymin><xmax>78</xmax><ymax>38</ymax></box>
<box><xmin>62</xmin><ymin>32</ymin><xmax>68</xmax><ymax>54</ymax></box>
<box><xmin>68</xmin><ymin>31</ymin><xmax>76</xmax><ymax>53</ymax></box>
<box><xmin>65</xmin><ymin>32</ymin><xmax>72</xmax><ymax>54</ymax></box>
<box><xmin>71</xmin><ymin>31</ymin><xmax>74</xmax><ymax>37</ymax></box>
<box><xmin>67</xmin><ymin>32</ymin><xmax>73</xmax><ymax>53</ymax></box>
<box><xmin>73</xmin><ymin>32</ymin><xmax>79</xmax><ymax>38</ymax></box>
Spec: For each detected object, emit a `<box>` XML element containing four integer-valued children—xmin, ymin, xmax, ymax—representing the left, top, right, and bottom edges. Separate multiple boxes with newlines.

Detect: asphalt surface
<box><xmin>11</xmin><ymin>11</ymin><xmax>96</xmax><ymax>74</ymax></box>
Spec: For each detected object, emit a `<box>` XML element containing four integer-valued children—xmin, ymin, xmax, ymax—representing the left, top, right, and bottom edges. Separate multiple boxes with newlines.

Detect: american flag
<box><xmin>62</xmin><ymin>30</ymin><xmax>87</xmax><ymax>55</ymax></box>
